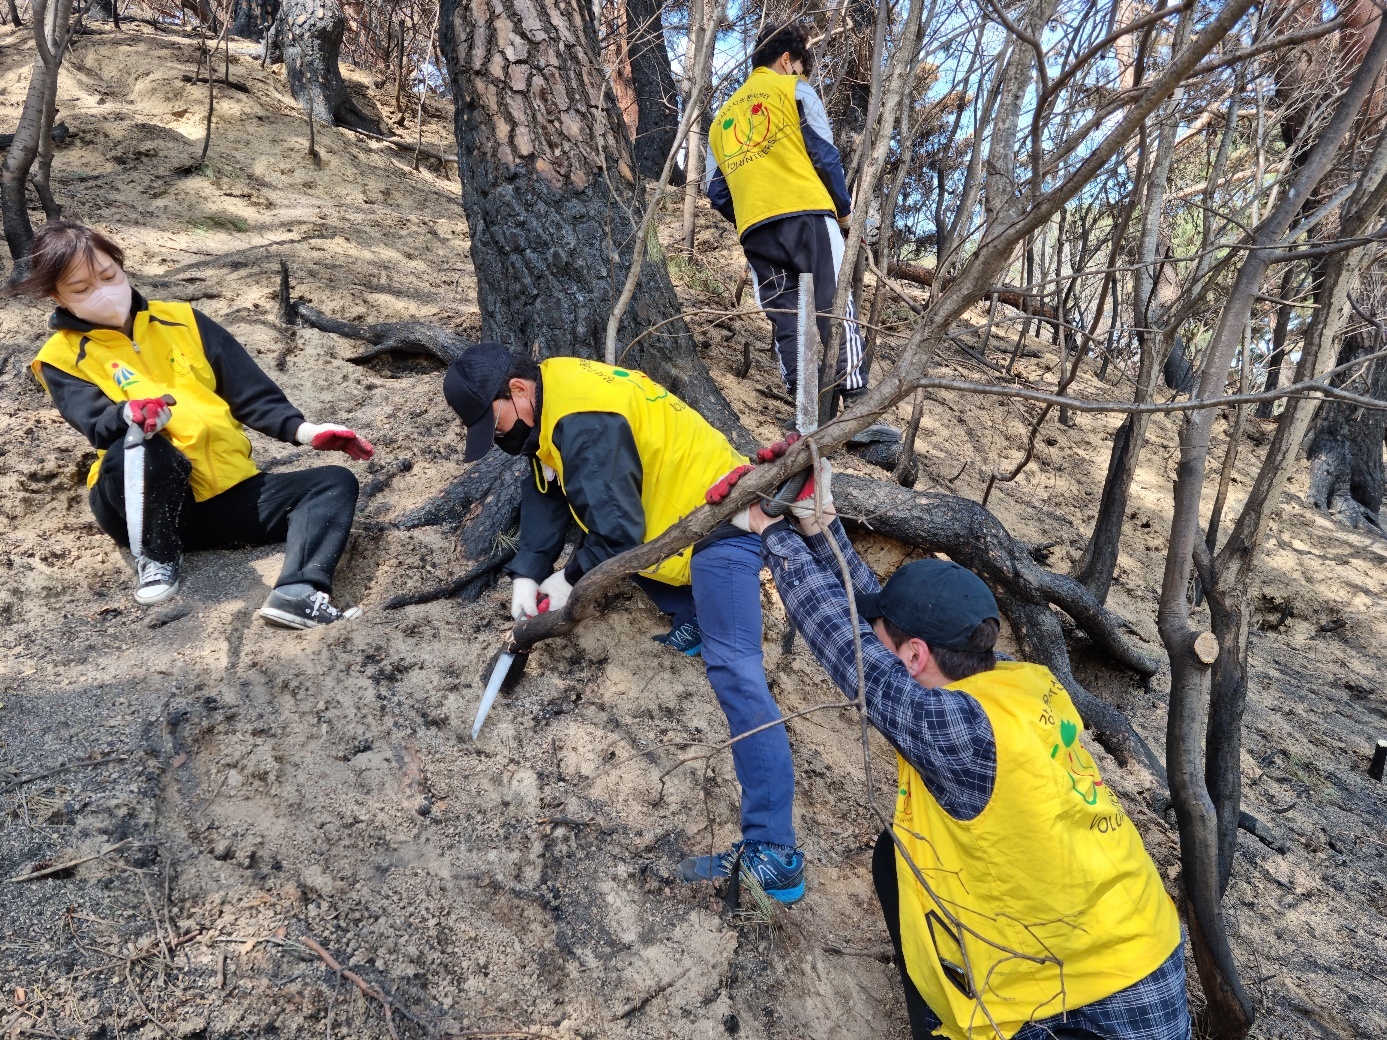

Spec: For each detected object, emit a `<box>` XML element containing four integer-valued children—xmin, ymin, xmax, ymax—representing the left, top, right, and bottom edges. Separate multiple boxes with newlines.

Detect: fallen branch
<box><xmin>611</xmin><ymin>966</ymin><xmax>692</xmax><ymax>1021</ymax></box>
<box><xmin>1</xmin><ymin>753</ymin><xmax>129</xmax><ymax>795</ymax></box>
<box><xmin>293</xmin><ymin>302</ymin><xmax>472</xmax><ymax>365</ymax></box>
<box><xmin>887</xmin><ymin>261</ymin><xmax>1063</xmax><ymax>331</ymax></box>
<box><xmin>341</xmin><ymin>123</ymin><xmax>458</xmax><ymax>166</ymax></box>
<box><xmin>7</xmin><ymin>839</ymin><xmax>133</xmax><ymax>883</ymax></box>
<box><xmin>298</xmin><ymin>933</ymin><xmax>420</xmax><ymax>1038</ymax></box>
<box><xmin>180</xmin><ymin>72</ymin><xmax>250</xmax><ymax>92</ymax></box>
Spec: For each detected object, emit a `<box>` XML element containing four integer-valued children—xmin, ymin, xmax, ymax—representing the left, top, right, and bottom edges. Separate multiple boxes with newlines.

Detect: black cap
<box><xmin>856</xmin><ymin>558</ymin><xmax>1000</xmax><ymax>651</ymax></box>
<box><xmin>444</xmin><ymin>342</ymin><xmax>512</xmax><ymax>462</ymax></box>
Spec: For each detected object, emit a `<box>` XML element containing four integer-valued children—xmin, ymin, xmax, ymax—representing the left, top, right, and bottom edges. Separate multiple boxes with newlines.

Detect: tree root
<box><xmin>278</xmin><ymin>267</ymin><xmax>474</xmax><ymax>365</ymax></box>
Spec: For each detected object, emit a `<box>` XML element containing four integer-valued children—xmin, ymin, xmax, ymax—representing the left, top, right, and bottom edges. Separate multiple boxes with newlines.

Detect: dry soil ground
<box><xmin>2</xmin><ymin>20</ymin><xmax>1387</xmax><ymax>1040</ymax></box>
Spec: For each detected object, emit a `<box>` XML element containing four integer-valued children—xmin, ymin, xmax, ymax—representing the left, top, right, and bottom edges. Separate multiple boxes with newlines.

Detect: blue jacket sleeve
<box><xmin>705</xmin><ymin>145</ymin><xmax>736</xmax><ymax>225</ymax></box>
<box><xmin>795</xmin><ymin>81</ymin><xmax>852</xmax><ymax>218</ymax></box>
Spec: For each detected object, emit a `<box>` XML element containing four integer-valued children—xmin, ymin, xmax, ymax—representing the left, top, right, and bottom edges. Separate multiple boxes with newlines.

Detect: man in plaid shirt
<box><xmin>729</xmin><ymin>457</ymin><xmax>1192</xmax><ymax>1040</ymax></box>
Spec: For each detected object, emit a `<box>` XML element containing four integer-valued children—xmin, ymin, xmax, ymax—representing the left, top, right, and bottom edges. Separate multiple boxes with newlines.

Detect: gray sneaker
<box><xmin>134</xmin><ymin>556</ymin><xmax>180</xmax><ymax>606</ymax></box>
<box><xmin>258</xmin><ymin>588</ymin><xmax>361</xmax><ymax>629</ymax></box>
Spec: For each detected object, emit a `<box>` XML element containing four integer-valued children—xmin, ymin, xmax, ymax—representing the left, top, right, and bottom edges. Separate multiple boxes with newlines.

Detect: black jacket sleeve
<box><xmin>706</xmin><ymin>154</ymin><xmax>737</xmax><ymax>226</ymax></box>
<box><xmin>507</xmin><ymin>464</ymin><xmax>574</xmax><ymax>583</ymax></box>
<box><xmin>41</xmin><ymin>364</ymin><xmax>128</xmax><ymax>450</ymax></box>
<box><xmin>553</xmin><ymin>413</ymin><xmax>645</xmax><ymax>583</ymax></box>
<box><xmin>194</xmin><ymin>310</ymin><xmax>305</xmax><ymax>443</ymax></box>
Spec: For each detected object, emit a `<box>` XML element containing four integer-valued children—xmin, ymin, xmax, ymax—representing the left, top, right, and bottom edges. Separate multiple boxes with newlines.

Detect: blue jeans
<box><xmin>636</xmin><ymin>534</ymin><xmax>796</xmax><ymax>848</ymax></box>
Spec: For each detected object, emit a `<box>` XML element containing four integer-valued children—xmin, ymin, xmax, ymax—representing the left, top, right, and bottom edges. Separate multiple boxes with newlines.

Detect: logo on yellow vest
<box><xmin>720</xmin><ymin>97</ymin><xmax>774</xmax><ymax>160</ymax></box>
<box><xmin>109</xmin><ymin>361</ymin><xmax>141</xmax><ymax>392</ymax></box>
<box><xmin>1051</xmin><ymin>718</ymin><xmax>1105</xmax><ymax>805</ymax></box>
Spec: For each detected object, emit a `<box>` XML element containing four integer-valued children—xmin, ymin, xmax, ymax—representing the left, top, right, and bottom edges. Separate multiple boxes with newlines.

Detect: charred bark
<box><xmin>275</xmin><ymin>0</ymin><xmax>371</xmax><ymax>128</ymax></box>
<box><xmin>6</xmin><ymin>0</ymin><xmax>20</xmax><ymax>29</ymax></box>
<box><xmin>437</xmin><ymin>0</ymin><xmax>747</xmax><ymax>448</ymax></box>
<box><xmin>1306</xmin><ymin>328</ymin><xmax>1387</xmax><ymax>530</ymax></box>
<box><xmin>230</xmin><ymin>0</ymin><xmax>277</xmax><ymax>39</ymax></box>
<box><xmin>87</xmin><ymin>0</ymin><xmax>118</xmax><ymax>23</ymax></box>
<box><xmin>624</xmin><ymin>0</ymin><xmax>681</xmax><ymax>183</ymax></box>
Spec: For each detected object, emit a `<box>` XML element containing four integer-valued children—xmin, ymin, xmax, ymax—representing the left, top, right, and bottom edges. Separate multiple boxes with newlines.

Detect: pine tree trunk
<box><xmin>1306</xmin><ymin>328</ymin><xmax>1387</xmax><ymax>529</ymax></box>
<box><xmin>625</xmin><ymin>0</ymin><xmax>681</xmax><ymax>183</ymax></box>
<box><xmin>277</xmin><ymin>0</ymin><xmax>352</xmax><ymax>125</ymax></box>
<box><xmin>231</xmin><ymin>0</ymin><xmax>277</xmax><ymax>39</ymax></box>
<box><xmin>437</xmin><ymin>0</ymin><xmax>746</xmax><ymax>443</ymax></box>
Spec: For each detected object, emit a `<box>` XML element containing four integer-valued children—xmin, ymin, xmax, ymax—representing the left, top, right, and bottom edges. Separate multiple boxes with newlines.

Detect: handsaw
<box><xmin>472</xmin><ymin>593</ymin><xmax>549</xmax><ymax>740</ymax></box>
<box><xmin>123</xmin><ymin>394</ymin><xmax>176</xmax><ymax>559</ymax></box>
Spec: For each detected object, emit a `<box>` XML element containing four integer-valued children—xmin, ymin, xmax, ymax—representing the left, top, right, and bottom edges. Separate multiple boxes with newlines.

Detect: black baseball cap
<box><xmin>444</xmin><ymin>342</ymin><xmax>513</xmax><ymax>462</ymax></box>
<box><xmin>856</xmin><ymin>558</ymin><xmax>1000</xmax><ymax>652</ymax></box>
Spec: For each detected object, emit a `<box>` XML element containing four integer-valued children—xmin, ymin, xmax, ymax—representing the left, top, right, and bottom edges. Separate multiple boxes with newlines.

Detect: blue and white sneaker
<box><xmin>653</xmin><ymin>618</ymin><xmax>703</xmax><ymax>657</ymax></box>
<box><xmin>679</xmin><ymin>840</ymin><xmax>805</xmax><ymax>904</ymax></box>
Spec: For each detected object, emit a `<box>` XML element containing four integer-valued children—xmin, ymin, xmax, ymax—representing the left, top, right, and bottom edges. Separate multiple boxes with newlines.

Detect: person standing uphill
<box><xmin>18</xmin><ymin>221</ymin><xmax>372</xmax><ymax>627</ymax></box>
<box><xmin>707</xmin><ymin>22</ymin><xmax>868</xmax><ymax>411</ymax></box>
<box><xmin>443</xmin><ymin>345</ymin><xmax>808</xmax><ymax>902</ymax></box>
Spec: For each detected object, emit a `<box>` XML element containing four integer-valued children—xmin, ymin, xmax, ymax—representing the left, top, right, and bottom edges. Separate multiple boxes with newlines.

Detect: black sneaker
<box><xmin>134</xmin><ymin>555</ymin><xmax>180</xmax><ymax>606</ymax></box>
<box><xmin>258</xmin><ymin>588</ymin><xmax>362</xmax><ymax>629</ymax></box>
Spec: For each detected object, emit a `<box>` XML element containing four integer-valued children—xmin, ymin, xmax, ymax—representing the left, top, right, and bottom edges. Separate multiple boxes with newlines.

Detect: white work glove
<box><xmin>539</xmin><ymin>570</ymin><xmax>573</xmax><ymax>613</ymax></box>
<box><xmin>788</xmin><ymin>459</ymin><xmax>834</xmax><ymax>533</ymax></box>
<box><xmin>510</xmin><ymin>576</ymin><xmax>540</xmax><ymax>621</ymax></box>
<box><xmin>296</xmin><ymin>421</ymin><xmax>375</xmax><ymax>461</ymax></box>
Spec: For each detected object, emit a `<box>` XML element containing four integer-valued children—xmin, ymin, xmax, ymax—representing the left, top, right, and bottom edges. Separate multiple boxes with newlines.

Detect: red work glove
<box><xmin>755</xmin><ymin>431</ymin><xmax>801</xmax><ymax>463</ymax></box>
<box><xmin>706</xmin><ymin>464</ymin><xmax>753</xmax><ymax>504</ymax></box>
<box><xmin>123</xmin><ymin>397</ymin><xmax>173</xmax><ymax>435</ymax></box>
<box><xmin>296</xmin><ymin>422</ymin><xmax>375</xmax><ymax>461</ymax></box>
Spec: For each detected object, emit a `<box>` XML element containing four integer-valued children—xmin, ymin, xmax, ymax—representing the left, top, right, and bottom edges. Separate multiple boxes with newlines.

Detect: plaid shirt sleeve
<box><xmin>762</xmin><ymin>520</ymin><xmax>997</xmax><ymax>820</ymax></box>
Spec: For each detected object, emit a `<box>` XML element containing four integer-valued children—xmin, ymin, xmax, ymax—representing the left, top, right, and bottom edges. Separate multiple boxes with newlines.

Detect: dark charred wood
<box><xmin>180</xmin><ymin>73</ymin><xmax>252</xmax><ymax>92</ymax></box>
<box><xmin>230</xmin><ymin>0</ymin><xmax>277</xmax><ymax>39</ymax></box>
<box><xmin>398</xmin><ymin>452</ymin><xmax>527</xmax><ymax>533</ymax></box>
<box><xmin>273</xmin><ymin>0</ymin><xmax>374</xmax><ymax>129</ymax></box>
<box><xmin>1306</xmin><ymin>328</ymin><xmax>1386</xmax><ymax>531</ymax></box>
<box><xmin>383</xmin><ymin>548</ymin><xmax>515</xmax><ymax>609</ymax></box>
<box><xmin>0</xmin><ymin>123</ymin><xmax>68</xmax><ymax>152</ymax></box>
<box><xmin>1162</xmin><ymin>335</ymin><xmax>1194</xmax><ymax>394</ymax></box>
<box><xmin>357</xmin><ymin>457</ymin><xmax>413</xmax><ymax>506</ymax></box>
<box><xmin>625</xmin><ymin>0</ymin><xmax>681</xmax><ymax>183</ymax></box>
<box><xmin>293</xmin><ymin>302</ymin><xmax>474</xmax><ymax>365</ymax></box>
<box><xmin>437</xmin><ymin>0</ymin><xmax>750</xmax><ymax>453</ymax></box>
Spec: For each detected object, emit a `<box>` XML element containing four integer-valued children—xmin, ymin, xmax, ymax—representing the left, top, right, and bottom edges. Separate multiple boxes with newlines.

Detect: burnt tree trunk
<box><xmin>87</xmin><ymin>0</ymin><xmax>118</xmax><ymax>23</ymax></box>
<box><xmin>437</xmin><ymin>0</ymin><xmax>747</xmax><ymax>446</ymax></box>
<box><xmin>231</xmin><ymin>0</ymin><xmax>277</xmax><ymax>39</ymax></box>
<box><xmin>7</xmin><ymin>0</ymin><xmax>20</xmax><ymax>29</ymax></box>
<box><xmin>625</xmin><ymin>0</ymin><xmax>681</xmax><ymax>183</ymax></box>
<box><xmin>1</xmin><ymin>0</ymin><xmax>70</xmax><ymax>277</ymax></box>
<box><xmin>275</xmin><ymin>0</ymin><xmax>368</xmax><ymax>128</ymax></box>
<box><xmin>1306</xmin><ymin>328</ymin><xmax>1387</xmax><ymax>529</ymax></box>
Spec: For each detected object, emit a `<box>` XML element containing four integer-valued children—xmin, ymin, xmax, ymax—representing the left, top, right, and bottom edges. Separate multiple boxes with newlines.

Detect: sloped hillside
<box><xmin>2</xmin><ymin>20</ymin><xmax>1386</xmax><ymax>1040</ymax></box>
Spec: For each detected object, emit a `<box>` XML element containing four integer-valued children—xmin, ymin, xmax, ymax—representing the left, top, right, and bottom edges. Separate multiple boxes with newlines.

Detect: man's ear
<box><xmin>906</xmin><ymin>638</ymin><xmax>932</xmax><ymax>679</ymax></box>
<box><xmin>508</xmin><ymin>377</ymin><xmax>528</xmax><ymax>398</ymax></box>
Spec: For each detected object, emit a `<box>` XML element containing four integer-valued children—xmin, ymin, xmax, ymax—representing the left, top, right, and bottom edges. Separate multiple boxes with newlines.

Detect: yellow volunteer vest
<box><xmin>31</xmin><ymin>301</ymin><xmax>259</xmax><ymax>502</ymax></box>
<box><xmin>709</xmin><ymin>67</ymin><xmax>837</xmax><ymax>236</ymax></box>
<box><xmin>534</xmin><ymin>357</ymin><xmax>748</xmax><ymax>586</ymax></box>
<box><xmin>893</xmin><ymin>662</ymin><xmax>1181</xmax><ymax>1039</ymax></box>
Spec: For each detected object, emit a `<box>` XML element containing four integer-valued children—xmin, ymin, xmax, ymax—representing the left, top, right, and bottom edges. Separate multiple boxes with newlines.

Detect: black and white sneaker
<box><xmin>258</xmin><ymin>588</ymin><xmax>362</xmax><ymax>629</ymax></box>
<box><xmin>134</xmin><ymin>556</ymin><xmax>180</xmax><ymax>606</ymax></box>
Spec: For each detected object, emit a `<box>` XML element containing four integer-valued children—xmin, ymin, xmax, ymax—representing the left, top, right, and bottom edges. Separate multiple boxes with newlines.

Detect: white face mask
<box><xmin>64</xmin><ymin>275</ymin><xmax>132</xmax><ymax>329</ymax></box>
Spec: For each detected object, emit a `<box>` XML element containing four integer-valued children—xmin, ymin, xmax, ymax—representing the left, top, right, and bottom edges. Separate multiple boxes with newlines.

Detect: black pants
<box><xmin>741</xmin><ymin>212</ymin><xmax>868</xmax><ymax>396</ymax></box>
<box><xmin>873</xmin><ymin>828</ymin><xmax>944</xmax><ymax>1039</ymax></box>
<box><xmin>89</xmin><ymin>435</ymin><xmax>359</xmax><ymax>591</ymax></box>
